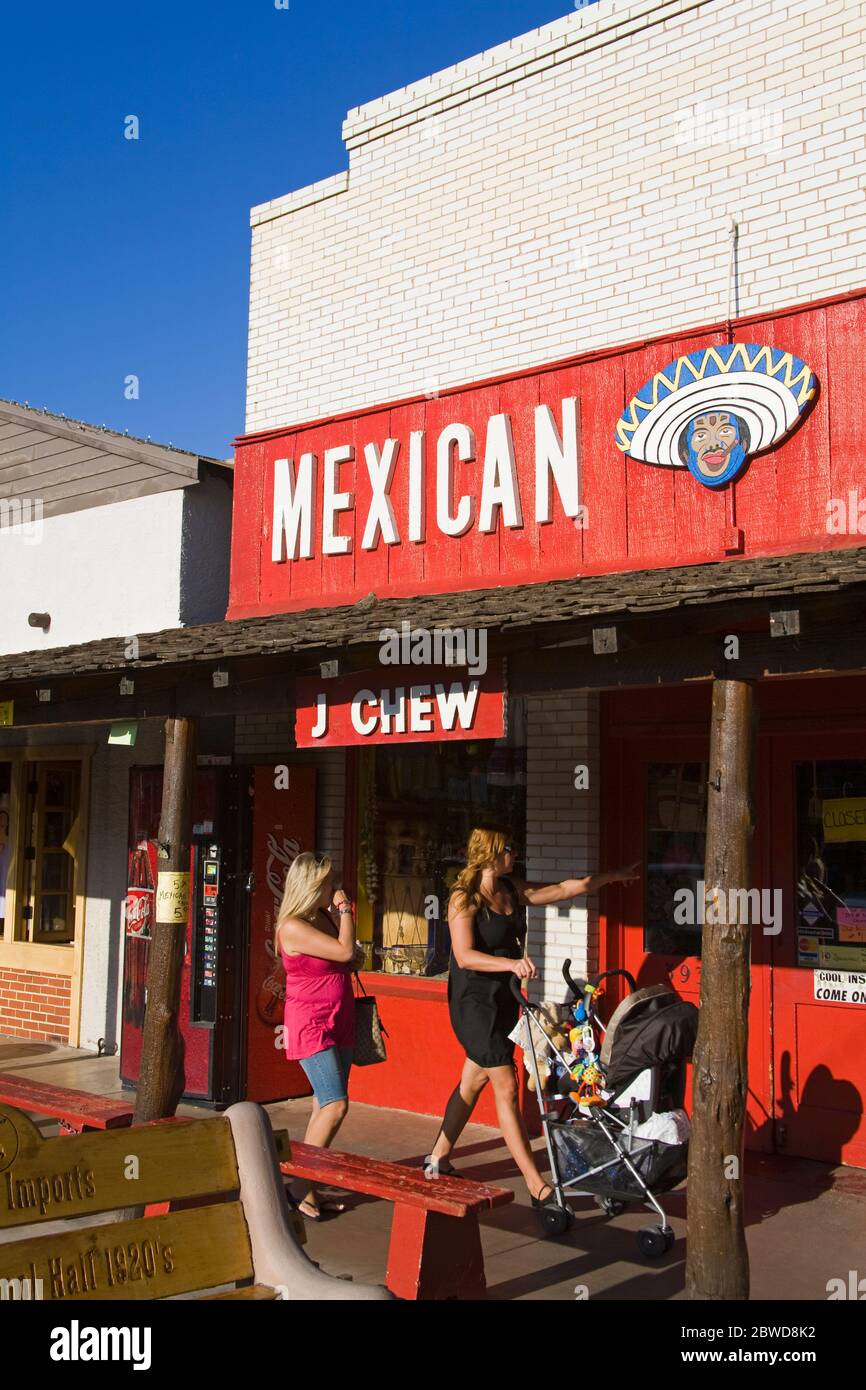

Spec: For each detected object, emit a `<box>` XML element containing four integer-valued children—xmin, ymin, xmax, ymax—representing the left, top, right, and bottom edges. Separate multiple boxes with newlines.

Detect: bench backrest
<box><xmin>0</xmin><ymin>1102</ymin><xmax>393</xmax><ymax>1303</ymax></box>
<box><xmin>0</xmin><ymin>1103</ymin><xmax>257</xmax><ymax>1300</ymax></box>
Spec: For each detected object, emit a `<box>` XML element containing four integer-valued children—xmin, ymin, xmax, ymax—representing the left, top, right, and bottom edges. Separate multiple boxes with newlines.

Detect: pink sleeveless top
<box><xmin>281</xmin><ymin>942</ymin><xmax>355</xmax><ymax>1061</ymax></box>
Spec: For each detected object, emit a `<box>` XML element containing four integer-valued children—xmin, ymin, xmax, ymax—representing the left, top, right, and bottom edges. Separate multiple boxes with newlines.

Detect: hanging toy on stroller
<box><xmin>510</xmin><ymin>962</ymin><xmax>699</xmax><ymax>1258</ymax></box>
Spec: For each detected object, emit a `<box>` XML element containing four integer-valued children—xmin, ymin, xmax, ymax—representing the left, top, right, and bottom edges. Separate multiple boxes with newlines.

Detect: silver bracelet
<box><xmin>337</xmin><ymin>903</ymin><xmax>354</xmax><ymax>915</ymax></box>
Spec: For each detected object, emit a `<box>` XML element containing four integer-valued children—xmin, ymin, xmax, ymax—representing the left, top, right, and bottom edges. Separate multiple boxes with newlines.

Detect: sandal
<box><xmin>530</xmin><ymin>1183</ymin><xmax>555</xmax><ymax>1208</ymax></box>
<box><xmin>423</xmin><ymin>1154</ymin><xmax>457</xmax><ymax>1179</ymax></box>
<box><xmin>288</xmin><ymin>1194</ymin><xmax>347</xmax><ymax>1221</ymax></box>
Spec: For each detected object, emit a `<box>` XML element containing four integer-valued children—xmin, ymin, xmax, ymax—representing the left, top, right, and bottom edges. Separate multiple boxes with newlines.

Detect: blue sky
<box><xmin>0</xmin><ymin>0</ymin><xmax>590</xmax><ymax>459</ymax></box>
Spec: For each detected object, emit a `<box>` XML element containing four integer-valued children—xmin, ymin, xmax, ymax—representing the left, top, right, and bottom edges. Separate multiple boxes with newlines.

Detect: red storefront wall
<box><xmin>348</xmin><ymin>975</ymin><xmax>532</xmax><ymax>1129</ymax></box>
<box><xmin>229</xmin><ymin>289</ymin><xmax>866</xmax><ymax>621</ymax></box>
<box><xmin>600</xmin><ymin>676</ymin><xmax>866</xmax><ymax>1168</ymax></box>
<box><xmin>226</xmin><ymin>290</ymin><xmax>866</xmax><ymax>1137</ymax></box>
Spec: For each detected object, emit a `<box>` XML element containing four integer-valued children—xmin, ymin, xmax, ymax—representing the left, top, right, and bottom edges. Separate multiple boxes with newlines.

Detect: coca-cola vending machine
<box><xmin>120</xmin><ymin>764</ymin><xmax>317</xmax><ymax>1105</ymax></box>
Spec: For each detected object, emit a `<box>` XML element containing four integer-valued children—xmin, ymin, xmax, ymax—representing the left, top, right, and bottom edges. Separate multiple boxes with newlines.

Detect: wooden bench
<box><xmin>0</xmin><ymin>1101</ymin><xmax>392</xmax><ymax>1302</ymax></box>
<box><xmin>0</xmin><ymin>1072</ymin><xmax>134</xmax><ymax>1135</ymax></box>
<box><xmin>277</xmin><ymin>1138</ymin><xmax>513</xmax><ymax>1300</ymax></box>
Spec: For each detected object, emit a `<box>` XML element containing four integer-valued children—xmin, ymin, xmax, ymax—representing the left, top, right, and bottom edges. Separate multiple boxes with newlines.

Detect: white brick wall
<box><xmin>525</xmin><ymin>690</ymin><xmax>601</xmax><ymax>1003</ymax></box>
<box><xmin>233</xmin><ymin>715</ymin><xmax>346</xmax><ymax>867</ymax></box>
<box><xmin>245</xmin><ymin>0</ymin><xmax>866</xmax><ymax>432</ymax></box>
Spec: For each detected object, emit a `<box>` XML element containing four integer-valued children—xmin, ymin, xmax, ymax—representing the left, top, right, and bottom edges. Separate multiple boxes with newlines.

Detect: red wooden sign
<box><xmin>295</xmin><ymin>661</ymin><xmax>505</xmax><ymax>748</ymax></box>
<box><xmin>229</xmin><ymin>291</ymin><xmax>865</xmax><ymax>619</ymax></box>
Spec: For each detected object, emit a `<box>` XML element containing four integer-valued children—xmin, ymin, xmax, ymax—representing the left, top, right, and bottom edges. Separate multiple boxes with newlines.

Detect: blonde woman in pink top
<box><xmin>276</xmin><ymin>851</ymin><xmax>364</xmax><ymax>1220</ymax></box>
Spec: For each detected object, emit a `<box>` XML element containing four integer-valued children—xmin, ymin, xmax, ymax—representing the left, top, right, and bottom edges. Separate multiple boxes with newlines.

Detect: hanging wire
<box><xmin>726</xmin><ymin>215</ymin><xmax>739</xmax><ymax>342</ymax></box>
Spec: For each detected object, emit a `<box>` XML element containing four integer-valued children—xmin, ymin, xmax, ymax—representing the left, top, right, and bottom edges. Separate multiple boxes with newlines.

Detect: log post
<box><xmin>685</xmin><ymin>678</ymin><xmax>757</xmax><ymax>1301</ymax></box>
<box><xmin>133</xmin><ymin>717</ymin><xmax>197</xmax><ymax>1123</ymax></box>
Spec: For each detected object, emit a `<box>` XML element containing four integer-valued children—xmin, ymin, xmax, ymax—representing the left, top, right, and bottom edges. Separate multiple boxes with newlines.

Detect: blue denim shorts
<box><xmin>298</xmin><ymin>1044</ymin><xmax>354</xmax><ymax>1106</ymax></box>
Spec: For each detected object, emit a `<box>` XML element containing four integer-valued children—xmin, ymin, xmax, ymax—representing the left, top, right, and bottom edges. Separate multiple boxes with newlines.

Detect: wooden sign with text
<box><xmin>0</xmin><ymin>1107</ymin><xmax>239</xmax><ymax>1229</ymax></box>
<box><xmin>295</xmin><ymin>660</ymin><xmax>505</xmax><ymax>748</ymax></box>
<box><xmin>0</xmin><ymin>1203</ymin><xmax>250</xmax><ymax>1301</ymax></box>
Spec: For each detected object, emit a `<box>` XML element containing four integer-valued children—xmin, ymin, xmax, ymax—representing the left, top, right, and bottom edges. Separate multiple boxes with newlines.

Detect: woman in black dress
<box><xmin>424</xmin><ymin>824</ymin><xmax>639</xmax><ymax>1206</ymax></box>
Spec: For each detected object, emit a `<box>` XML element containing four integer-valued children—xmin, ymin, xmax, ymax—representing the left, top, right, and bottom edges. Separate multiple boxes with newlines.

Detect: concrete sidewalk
<box><xmin>1</xmin><ymin>1035</ymin><xmax>863</xmax><ymax>1301</ymax></box>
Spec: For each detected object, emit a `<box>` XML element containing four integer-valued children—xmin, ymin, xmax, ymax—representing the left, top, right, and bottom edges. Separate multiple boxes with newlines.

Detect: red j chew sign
<box><xmin>294</xmin><ymin>661</ymin><xmax>505</xmax><ymax>748</ymax></box>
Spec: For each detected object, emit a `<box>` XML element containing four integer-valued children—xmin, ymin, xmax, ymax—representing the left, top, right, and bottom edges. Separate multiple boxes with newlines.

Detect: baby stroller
<box><xmin>511</xmin><ymin>962</ymin><xmax>699</xmax><ymax>1258</ymax></box>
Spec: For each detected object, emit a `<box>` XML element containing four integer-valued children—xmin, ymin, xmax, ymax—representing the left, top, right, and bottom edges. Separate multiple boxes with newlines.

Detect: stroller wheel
<box><xmin>595</xmin><ymin>1196</ymin><xmax>625</xmax><ymax>1218</ymax></box>
<box><xmin>539</xmin><ymin>1203</ymin><xmax>573</xmax><ymax>1237</ymax></box>
<box><xmin>637</xmin><ymin>1226</ymin><xmax>669</xmax><ymax>1259</ymax></box>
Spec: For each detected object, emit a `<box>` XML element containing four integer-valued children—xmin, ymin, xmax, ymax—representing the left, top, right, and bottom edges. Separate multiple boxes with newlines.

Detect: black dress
<box><xmin>448</xmin><ymin>877</ymin><xmax>527</xmax><ymax>1069</ymax></box>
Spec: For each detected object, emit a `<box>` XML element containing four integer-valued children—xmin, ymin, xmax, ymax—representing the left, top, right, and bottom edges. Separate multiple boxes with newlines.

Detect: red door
<box><xmin>245</xmin><ymin>765</ymin><xmax>317</xmax><ymax>1103</ymax></box>
<box><xmin>602</xmin><ymin>726</ymin><xmax>775</xmax><ymax>1152</ymax></box>
<box><xmin>769</xmin><ymin>732</ymin><xmax>866</xmax><ymax>1167</ymax></box>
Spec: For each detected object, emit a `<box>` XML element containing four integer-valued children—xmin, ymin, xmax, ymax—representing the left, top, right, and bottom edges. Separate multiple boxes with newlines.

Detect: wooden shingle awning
<box><xmin>2</xmin><ymin>544</ymin><xmax>866</xmax><ymax>693</ymax></box>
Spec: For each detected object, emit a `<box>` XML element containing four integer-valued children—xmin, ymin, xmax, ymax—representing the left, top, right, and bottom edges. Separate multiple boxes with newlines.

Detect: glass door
<box><xmin>771</xmin><ymin>734</ymin><xmax>866</xmax><ymax>1167</ymax></box>
<box><xmin>605</xmin><ymin>728</ymin><xmax>774</xmax><ymax>1151</ymax></box>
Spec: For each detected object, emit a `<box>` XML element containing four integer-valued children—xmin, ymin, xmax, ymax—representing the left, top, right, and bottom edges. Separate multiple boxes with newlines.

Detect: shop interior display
<box><xmin>362</xmin><ymin>705</ymin><xmax>527</xmax><ymax>977</ymax></box>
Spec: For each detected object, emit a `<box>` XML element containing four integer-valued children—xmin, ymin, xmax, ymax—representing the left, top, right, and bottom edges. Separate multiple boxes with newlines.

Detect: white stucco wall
<box><xmin>0</xmin><ymin>491</ymin><xmax>185</xmax><ymax>656</ymax></box>
<box><xmin>246</xmin><ymin>0</ymin><xmax>866</xmax><ymax>432</ymax></box>
<box><xmin>0</xmin><ymin>473</ymin><xmax>234</xmax><ymax>657</ymax></box>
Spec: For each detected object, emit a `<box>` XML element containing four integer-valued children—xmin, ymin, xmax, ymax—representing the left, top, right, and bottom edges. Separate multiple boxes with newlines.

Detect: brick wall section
<box><xmin>234</xmin><ymin>715</ymin><xmax>347</xmax><ymax>867</ymax></box>
<box><xmin>246</xmin><ymin>0</ymin><xmax>866</xmax><ymax>431</ymax></box>
<box><xmin>0</xmin><ymin>968</ymin><xmax>71</xmax><ymax>1043</ymax></box>
<box><xmin>525</xmin><ymin>691</ymin><xmax>601</xmax><ymax>1003</ymax></box>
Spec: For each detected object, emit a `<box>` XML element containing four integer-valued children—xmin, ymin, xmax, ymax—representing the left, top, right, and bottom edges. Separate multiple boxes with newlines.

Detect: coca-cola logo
<box><xmin>125</xmin><ymin>887</ymin><xmax>154</xmax><ymax>938</ymax></box>
<box><xmin>263</xmin><ymin>834</ymin><xmax>300</xmax><ymax>961</ymax></box>
<box><xmin>266</xmin><ymin>833</ymin><xmax>300</xmax><ymax>905</ymax></box>
<box><xmin>254</xmin><ymin>832</ymin><xmax>301</xmax><ymax>1023</ymax></box>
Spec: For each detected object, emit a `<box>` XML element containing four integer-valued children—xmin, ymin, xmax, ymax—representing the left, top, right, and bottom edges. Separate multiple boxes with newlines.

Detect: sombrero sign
<box><xmin>615</xmin><ymin>343</ymin><xmax>817</xmax><ymax>488</ymax></box>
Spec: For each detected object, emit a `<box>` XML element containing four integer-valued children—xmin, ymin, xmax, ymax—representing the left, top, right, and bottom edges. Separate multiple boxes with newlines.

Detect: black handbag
<box><xmin>352</xmin><ymin>973</ymin><xmax>388</xmax><ymax>1066</ymax></box>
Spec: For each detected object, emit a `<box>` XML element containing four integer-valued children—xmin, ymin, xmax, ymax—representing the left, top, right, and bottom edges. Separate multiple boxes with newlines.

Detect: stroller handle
<box><xmin>509</xmin><ymin>974</ymin><xmax>527</xmax><ymax>1004</ymax></box>
<box><xmin>562</xmin><ymin>960</ymin><xmax>638</xmax><ymax>996</ymax></box>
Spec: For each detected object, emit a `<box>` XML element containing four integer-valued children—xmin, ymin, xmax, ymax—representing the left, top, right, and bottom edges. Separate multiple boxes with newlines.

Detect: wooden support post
<box><xmin>134</xmin><ymin>717</ymin><xmax>197</xmax><ymax>1124</ymax></box>
<box><xmin>685</xmin><ymin>678</ymin><xmax>757</xmax><ymax>1302</ymax></box>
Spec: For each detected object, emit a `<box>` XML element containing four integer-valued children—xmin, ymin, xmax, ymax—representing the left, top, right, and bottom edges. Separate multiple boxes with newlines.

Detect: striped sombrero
<box><xmin>615</xmin><ymin>343</ymin><xmax>816</xmax><ymax>488</ymax></box>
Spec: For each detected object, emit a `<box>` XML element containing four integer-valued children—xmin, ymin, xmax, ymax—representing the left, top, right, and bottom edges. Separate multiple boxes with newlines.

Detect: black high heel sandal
<box><xmin>530</xmin><ymin>1183</ymin><xmax>555</xmax><ymax>1208</ymax></box>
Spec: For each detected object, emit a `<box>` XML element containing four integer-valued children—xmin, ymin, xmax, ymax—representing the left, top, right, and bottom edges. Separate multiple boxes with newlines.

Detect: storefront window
<box><xmin>645</xmin><ymin>761</ymin><xmax>708</xmax><ymax>956</ymax></box>
<box><xmin>795</xmin><ymin>760</ymin><xmax>866</xmax><ymax>969</ymax></box>
<box><xmin>18</xmin><ymin>761</ymin><xmax>81</xmax><ymax>944</ymax></box>
<box><xmin>356</xmin><ymin>703</ymin><xmax>527</xmax><ymax>976</ymax></box>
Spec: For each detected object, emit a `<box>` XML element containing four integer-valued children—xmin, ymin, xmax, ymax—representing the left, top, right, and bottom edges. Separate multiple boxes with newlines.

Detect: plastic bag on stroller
<box><xmin>549</xmin><ymin>1116</ymin><xmax>689</xmax><ymax>1202</ymax></box>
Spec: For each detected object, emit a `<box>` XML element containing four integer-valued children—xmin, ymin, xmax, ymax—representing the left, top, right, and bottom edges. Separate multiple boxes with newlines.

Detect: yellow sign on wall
<box><xmin>0</xmin><ymin>701</ymin><xmax>13</xmax><ymax>727</ymax></box>
<box><xmin>822</xmin><ymin>798</ymin><xmax>866</xmax><ymax>843</ymax></box>
<box><xmin>819</xmin><ymin>944</ymin><xmax>866</xmax><ymax>971</ymax></box>
<box><xmin>156</xmin><ymin>872</ymin><xmax>191</xmax><ymax>924</ymax></box>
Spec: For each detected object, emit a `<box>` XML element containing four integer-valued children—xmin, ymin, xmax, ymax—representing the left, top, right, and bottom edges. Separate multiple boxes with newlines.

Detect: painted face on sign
<box><xmin>680</xmin><ymin>411</ymin><xmax>750</xmax><ymax>487</ymax></box>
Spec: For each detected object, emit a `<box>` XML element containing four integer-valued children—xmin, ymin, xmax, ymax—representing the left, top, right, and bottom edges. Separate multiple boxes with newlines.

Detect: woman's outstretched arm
<box><xmin>511</xmin><ymin>862</ymin><xmax>641</xmax><ymax>907</ymax></box>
